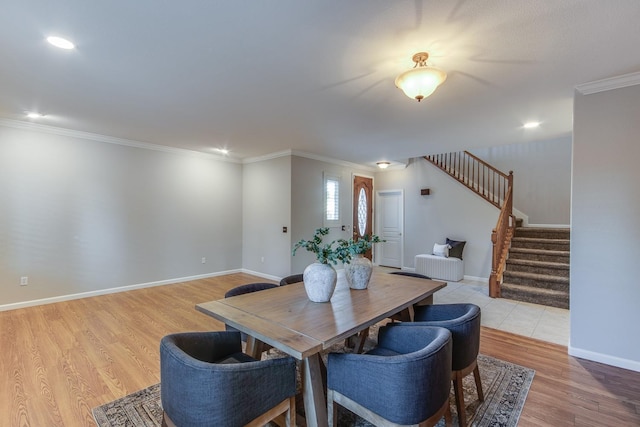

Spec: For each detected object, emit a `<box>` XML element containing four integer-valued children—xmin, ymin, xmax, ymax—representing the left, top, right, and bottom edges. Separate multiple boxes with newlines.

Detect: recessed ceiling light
<box><xmin>214</xmin><ymin>148</ymin><xmax>229</xmax><ymax>155</ymax></box>
<box><xmin>46</xmin><ymin>36</ymin><xmax>75</xmax><ymax>50</ymax></box>
<box><xmin>523</xmin><ymin>121</ymin><xmax>540</xmax><ymax>129</ymax></box>
<box><xmin>26</xmin><ymin>112</ymin><xmax>44</xmax><ymax>119</ymax></box>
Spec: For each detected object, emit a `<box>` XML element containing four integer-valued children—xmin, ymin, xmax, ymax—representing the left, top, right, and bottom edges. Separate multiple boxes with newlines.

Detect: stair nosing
<box><xmin>511</xmin><ymin>237</ymin><xmax>570</xmax><ymax>243</ymax></box>
<box><xmin>502</xmin><ymin>270</ymin><xmax>570</xmax><ymax>283</ymax></box>
<box><xmin>501</xmin><ymin>282</ymin><xmax>569</xmax><ymax>297</ymax></box>
<box><xmin>500</xmin><ymin>282</ymin><xmax>569</xmax><ymax>295</ymax></box>
<box><xmin>506</xmin><ymin>259</ymin><xmax>569</xmax><ymax>268</ymax></box>
<box><xmin>509</xmin><ymin>247</ymin><xmax>570</xmax><ymax>256</ymax></box>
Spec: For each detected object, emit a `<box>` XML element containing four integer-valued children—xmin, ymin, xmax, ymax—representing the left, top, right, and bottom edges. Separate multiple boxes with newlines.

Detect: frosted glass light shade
<box><xmin>395</xmin><ymin>66</ymin><xmax>447</xmax><ymax>102</ymax></box>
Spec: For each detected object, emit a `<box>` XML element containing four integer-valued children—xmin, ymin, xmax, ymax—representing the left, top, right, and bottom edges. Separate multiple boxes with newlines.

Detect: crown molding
<box><xmin>242</xmin><ymin>149</ymin><xmax>294</xmax><ymax>164</ymax></box>
<box><xmin>575</xmin><ymin>71</ymin><xmax>640</xmax><ymax>95</ymax></box>
<box><xmin>0</xmin><ymin>118</ymin><xmax>240</xmax><ymax>163</ymax></box>
<box><xmin>243</xmin><ymin>148</ymin><xmax>376</xmax><ymax>172</ymax></box>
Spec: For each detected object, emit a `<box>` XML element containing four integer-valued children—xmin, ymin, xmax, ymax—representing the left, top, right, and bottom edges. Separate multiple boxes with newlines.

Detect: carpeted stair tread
<box><xmin>511</xmin><ymin>237</ymin><xmax>570</xmax><ymax>244</ymax></box>
<box><xmin>508</xmin><ymin>247</ymin><xmax>570</xmax><ymax>263</ymax></box>
<box><xmin>514</xmin><ymin>227</ymin><xmax>570</xmax><ymax>239</ymax></box>
<box><xmin>502</xmin><ymin>270</ymin><xmax>569</xmax><ymax>283</ymax></box>
<box><xmin>510</xmin><ymin>237</ymin><xmax>570</xmax><ymax>251</ymax></box>
<box><xmin>503</xmin><ymin>226</ymin><xmax>571</xmax><ymax>308</ymax></box>
<box><xmin>506</xmin><ymin>258</ymin><xmax>569</xmax><ymax>268</ymax></box>
<box><xmin>501</xmin><ymin>283</ymin><xmax>569</xmax><ymax>309</ymax></box>
<box><xmin>509</xmin><ymin>247</ymin><xmax>570</xmax><ymax>257</ymax></box>
<box><xmin>505</xmin><ymin>259</ymin><xmax>569</xmax><ymax>277</ymax></box>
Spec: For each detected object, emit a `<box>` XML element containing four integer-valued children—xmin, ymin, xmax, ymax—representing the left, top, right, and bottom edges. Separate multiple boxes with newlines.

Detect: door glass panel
<box><xmin>357</xmin><ymin>188</ymin><xmax>367</xmax><ymax>236</ymax></box>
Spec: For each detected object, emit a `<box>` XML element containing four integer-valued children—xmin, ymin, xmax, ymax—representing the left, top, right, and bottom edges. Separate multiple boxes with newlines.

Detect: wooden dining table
<box><xmin>196</xmin><ymin>271</ymin><xmax>446</xmax><ymax>427</ymax></box>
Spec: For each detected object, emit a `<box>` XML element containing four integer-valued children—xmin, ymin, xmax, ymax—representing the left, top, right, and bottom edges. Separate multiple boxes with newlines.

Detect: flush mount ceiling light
<box><xmin>26</xmin><ymin>112</ymin><xmax>45</xmax><ymax>119</ymax></box>
<box><xmin>523</xmin><ymin>121</ymin><xmax>541</xmax><ymax>129</ymax></box>
<box><xmin>376</xmin><ymin>161</ymin><xmax>391</xmax><ymax>169</ymax></box>
<box><xmin>395</xmin><ymin>52</ymin><xmax>447</xmax><ymax>102</ymax></box>
<box><xmin>46</xmin><ymin>36</ymin><xmax>75</xmax><ymax>50</ymax></box>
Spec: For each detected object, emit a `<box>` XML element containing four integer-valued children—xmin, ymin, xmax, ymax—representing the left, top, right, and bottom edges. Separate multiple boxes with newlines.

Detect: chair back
<box><xmin>224</xmin><ymin>282</ymin><xmax>278</xmax><ymax>298</ymax></box>
<box><xmin>389</xmin><ymin>271</ymin><xmax>431</xmax><ymax>280</ymax></box>
<box><xmin>279</xmin><ymin>274</ymin><xmax>304</xmax><ymax>286</ymax></box>
<box><xmin>328</xmin><ymin>325</ymin><xmax>452</xmax><ymax>425</ymax></box>
<box><xmin>413</xmin><ymin>303</ymin><xmax>481</xmax><ymax>371</ymax></box>
<box><xmin>160</xmin><ymin>331</ymin><xmax>296</xmax><ymax>427</ymax></box>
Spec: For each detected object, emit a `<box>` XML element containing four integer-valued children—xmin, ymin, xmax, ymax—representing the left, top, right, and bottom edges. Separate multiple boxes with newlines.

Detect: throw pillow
<box><xmin>432</xmin><ymin>243</ymin><xmax>450</xmax><ymax>258</ymax></box>
<box><xmin>446</xmin><ymin>238</ymin><xmax>466</xmax><ymax>259</ymax></box>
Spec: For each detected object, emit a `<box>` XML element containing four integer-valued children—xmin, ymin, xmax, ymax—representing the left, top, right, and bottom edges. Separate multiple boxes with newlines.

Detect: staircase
<box><xmin>501</xmin><ymin>227</ymin><xmax>570</xmax><ymax>309</ymax></box>
<box><xmin>424</xmin><ymin>151</ymin><xmax>515</xmax><ymax>298</ymax></box>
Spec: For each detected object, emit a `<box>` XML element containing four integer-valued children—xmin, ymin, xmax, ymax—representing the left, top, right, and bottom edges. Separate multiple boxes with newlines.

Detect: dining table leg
<box><xmin>301</xmin><ymin>353</ymin><xmax>329</xmax><ymax>427</ymax></box>
<box><xmin>245</xmin><ymin>336</ymin><xmax>265</xmax><ymax>359</ymax></box>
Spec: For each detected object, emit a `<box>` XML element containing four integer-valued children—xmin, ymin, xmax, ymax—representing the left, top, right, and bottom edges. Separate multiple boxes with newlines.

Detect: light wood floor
<box><xmin>1</xmin><ymin>273</ymin><xmax>639</xmax><ymax>426</ymax></box>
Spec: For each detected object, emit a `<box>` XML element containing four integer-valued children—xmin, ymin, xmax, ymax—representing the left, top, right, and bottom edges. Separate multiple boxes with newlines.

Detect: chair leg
<box><xmin>444</xmin><ymin>401</ymin><xmax>452</xmax><ymax>426</ymax></box>
<box><xmin>327</xmin><ymin>389</ymin><xmax>337</xmax><ymax>427</ymax></box>
<box><xmin>473</xmin><ymin>364</ymin><xmax>484</xmax><ymax>402</ymax></box>
<box><xmin>285</xmin><ymin>396</ymin><xmax>296</xmax><ymax>427</ymax></box>
<box><xmin>161</xmin><ymin>412</ymin><xmax>177</xmax><ymax>427</ymax></box>
<box><xmin>452</xmin><ymin>373</ymin><xmax>467</xmax><ymax>427</ymax></box>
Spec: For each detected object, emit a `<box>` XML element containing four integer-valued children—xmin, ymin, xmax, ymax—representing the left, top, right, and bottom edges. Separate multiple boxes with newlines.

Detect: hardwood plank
<box><xmin>0</xmin><ymin>273</ymin><xmax>639</xmax><ymax>426</ymax></box>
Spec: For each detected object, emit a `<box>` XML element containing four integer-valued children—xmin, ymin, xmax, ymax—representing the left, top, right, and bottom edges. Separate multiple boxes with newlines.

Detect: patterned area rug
<box><xmin>93</xmin><ymin>326</ymin><xmax>534</xmax><ymax>427</ymax></box>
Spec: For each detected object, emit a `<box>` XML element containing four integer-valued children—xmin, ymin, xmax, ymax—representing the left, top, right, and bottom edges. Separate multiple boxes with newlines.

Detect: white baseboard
<box><xmin>240</xmin><ymin>269</ymin><xmax>283</xmax><ymax>282</ymax></box>
<box><xmin>569</xmin><ymin>345</ymin><xmax>640</xmax><ymax>373</ymax></box>
<box><xmin>526</xmin><ymin>223</ymin><xmax>571</xmax><ymax>228</ymax></box>
<box><xmin>0</xmin><ymin>269</ymin><xmax>242</xmax><ymax>312</ymax></box>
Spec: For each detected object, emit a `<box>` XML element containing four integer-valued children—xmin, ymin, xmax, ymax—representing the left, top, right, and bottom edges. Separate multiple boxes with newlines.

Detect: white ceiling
<box><xmin>1</xmin><ymin>1</ymin><xmax>639</xmax><ymax>167</ymax></box>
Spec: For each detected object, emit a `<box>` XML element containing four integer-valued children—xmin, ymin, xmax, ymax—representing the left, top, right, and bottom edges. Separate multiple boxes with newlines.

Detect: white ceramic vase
<box><xmin>303</xmin><ymin>262</ymin><xmax>337</xmax><ymax>302</ymax></box>
<box><xmin>344</xmin><ymin>254</ymin><xmax>373</xmax><ymax>290</ymax></box>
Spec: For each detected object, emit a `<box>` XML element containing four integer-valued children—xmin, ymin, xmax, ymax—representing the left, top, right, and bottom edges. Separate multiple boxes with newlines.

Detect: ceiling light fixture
<box><xmin>46</xmin><ymin>36</ymin><xmax>75</xmax><ymax>50</ymax></box>
<box><xmin>395</xmin><ymin>52</ymin><xmax>447</xmax><ymax>102</ymax></box>
<box><xmin>26</xmin><ymin>112</ymin><xmax>44</xmax><ymax>119</ymax></box>
<box><xmin>214</xmin><ymin>148</ymin><xmax>229</xmax><ymax>155</ymax></box>
<box><xmin>376</xmin><ymin>161</ymin><xmax>391</xmax><ymax>169</ymax></box>
<box><xmin>523</xmin><ymin>121</ymin><xmax>541</xmax><ymax>129</ymax></box>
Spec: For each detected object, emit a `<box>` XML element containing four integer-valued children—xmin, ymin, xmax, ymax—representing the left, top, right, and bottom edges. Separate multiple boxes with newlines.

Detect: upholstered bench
<box><xmin>415</xmin><ymin>254</ymin><xmax>464</xmax><ymax>282</ymax></box>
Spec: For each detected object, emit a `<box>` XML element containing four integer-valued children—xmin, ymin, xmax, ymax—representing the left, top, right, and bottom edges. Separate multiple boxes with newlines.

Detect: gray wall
<box><xmin>290</xmin><ymin>155</ymin><xmax>371</xmax><ymax>274</ymax></box>
<box><xmin>571</xmin><ymin>82</ymin><xmax>640</xmax><ymax>371</ymax></box>
<box><xmin>375</xmin><ymin>158</ymin><xmax>498</xmax><ymax>279</ymax></box>
<box><xmin>471</xmin><ymin>136</ymin><xmax>572</xmax><ymax>225</ymax></box>
<box><xmin>0</xmin><ymin>124</ymin><xmax>243</xmax><ymax>306</ymax></box>
<box><xmin>242</xmin><ymin>156</ymin><xmax>292</xmax><ymax>278</ymax></box>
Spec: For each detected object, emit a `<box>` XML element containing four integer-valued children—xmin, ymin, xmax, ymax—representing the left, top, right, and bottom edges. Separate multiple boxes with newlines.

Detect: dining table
<box><xmin>195</xmin><ymin>271</ymin><xmax>447</xmax><ymax>427</ymax></box>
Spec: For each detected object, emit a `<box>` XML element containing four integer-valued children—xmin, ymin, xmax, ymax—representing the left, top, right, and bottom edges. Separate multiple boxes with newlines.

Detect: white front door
<box><xmin>376</xmin><ymin>190</ymin><xmax>403</xmax><ymax>268</ymax></box>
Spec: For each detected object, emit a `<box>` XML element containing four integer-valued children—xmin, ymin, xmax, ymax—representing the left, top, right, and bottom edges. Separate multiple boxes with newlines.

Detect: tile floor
<box><xmin>376</xmin><ymin>267</ymin><xmax>570</xmax><ymax>346</ymax></box>
<box><xmin>432</xmin><ymin>278</ymin><xmax>570</xmax><ymax>346</ymax></box>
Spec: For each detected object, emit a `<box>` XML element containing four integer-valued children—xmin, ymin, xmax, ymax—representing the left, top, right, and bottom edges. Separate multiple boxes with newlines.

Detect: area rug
<box><xmin>92</xmin><ymin>353</ymin><xmax>534</xmax><ymax>427</ymax></box>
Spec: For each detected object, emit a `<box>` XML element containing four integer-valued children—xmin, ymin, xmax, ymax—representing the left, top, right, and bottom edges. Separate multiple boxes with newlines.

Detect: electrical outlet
<box><xmin>201</xmin><ymin>257</ymin><xmax>206</xmax><ymax>264</ymax></box>
<box><xmin>20</xmin><ymin>276</ymin><xmax>28</xmax><ymax>286</ymax></box>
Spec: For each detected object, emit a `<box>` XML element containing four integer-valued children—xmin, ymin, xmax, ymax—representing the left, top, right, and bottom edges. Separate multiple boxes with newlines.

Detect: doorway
<box><xmin>352</xmin><ymin>175</ymin><xmax>373</xmax><ymax>260</ymax></box>
<box><xmin>375</xmin><ymin>190</ymin><xmax>404</xmax><ymax>268</ymax></box>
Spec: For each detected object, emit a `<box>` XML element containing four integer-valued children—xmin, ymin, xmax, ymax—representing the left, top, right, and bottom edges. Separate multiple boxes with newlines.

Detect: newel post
<box><xmin>489</xmin><ymin>229</ymin><xmax>500</xmax><ymax>298</ymax></box>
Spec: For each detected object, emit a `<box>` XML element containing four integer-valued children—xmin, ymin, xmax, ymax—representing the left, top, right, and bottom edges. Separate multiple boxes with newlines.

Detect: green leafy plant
<box><xmin>292</xmin><ymin>227</ymin><xmax>351</xmax><ymax>265</ymax></box>
<box><xmin>293</xmin><ymin>228</ymin><xmax>385</xmax><ymax>265</ymax></box>
<box><xmin>338</xmin><ymin>234</ymin><xmax>385</xmax><ymax>257</ymax></box>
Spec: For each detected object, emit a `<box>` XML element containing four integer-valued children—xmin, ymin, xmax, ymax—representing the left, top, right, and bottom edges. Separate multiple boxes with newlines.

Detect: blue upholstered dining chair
<box><xmin>279</xmin><ymin>273</ymin><xmax>304</xmax><ymax>286</ymax></box>
<box><xmin>389</xmin><ymin>271</ymin><xmax>432</xmax><ymax>280</ymax></box>
<box><xmin>327</xmin><ymin>325</ymin><xmax>453</xmax><ymax>427</ymax></box>
<box><xmin>402</xmin><ymin>303</ymin><xmax>483</xmax><ymax>427</ymax></box>
<box><xmin>160</xmin><ymin>331</ymin><xmax>297</xmax><ymax>427</ymax></box>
